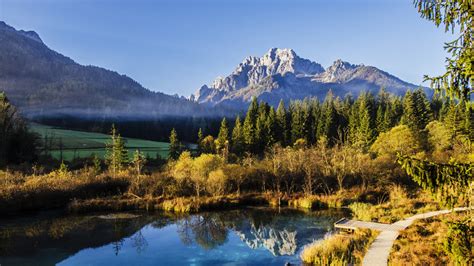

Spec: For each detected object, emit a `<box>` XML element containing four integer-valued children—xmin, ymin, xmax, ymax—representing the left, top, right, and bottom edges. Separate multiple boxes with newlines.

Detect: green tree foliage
<box><xmin>443</xmin><ymin>221</ymin><xmax>473</xmax><ymax>264</ymax></box>
<box><xmin>168</xmin><ymin>128</ymin><xmax>181</xmax><ymax>160</ymax></box>
<box><xmin>0</xmin><ymin>92</ymin><xmax>38</xmax><ymax>166</ymax></box>
<box><xmin>243</xmin><ymin>97</ymin><xmax>259</xmax><ymax>153</ymax></box>
<box><xmin>397</xmin><ymin>155</ymin><xmax>472</xmax><ymax>207</ymax></box>
<box><xmin>371</xmin><ymin>125</ymin><xmax>421</xmax><ymax>157</ymax></box>
<box><xmin>231</xmin><ymin>116</ymin><xmax>245</xmax><ymax>156</ymax></box>
<box><xmin>276</xmin><ymin>100</ymin><xmax>290</xmax><ymax>146</ymax></box>
<box><xmin>215</xmin><ymin>118</ymin><xmax>229</xmax><ymax>159</ymax></box>
<box><xmin>105</xmin><ymin>125</ymin><xmax>128</xmax><ymax>177</ymax></box>
<box><xmin>396</xmin><ymin>1</ymin><xmax>474</xmax><ymax>207</ymax></box>
<box><xmin>414</xmin><ymin>0</ymin><xmax>473</xmax><ymax>101</ymax></box>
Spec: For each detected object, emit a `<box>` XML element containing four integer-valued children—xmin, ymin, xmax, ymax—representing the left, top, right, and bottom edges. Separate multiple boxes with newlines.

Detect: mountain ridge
<box><xmin>195</xmin><ymin>48</ymin><xmax>424</xmax><ymax>108</ymax></box>
<box><xmin>0</xmin><ymin>21</ymin><xmax>208</xmax><ymax>118</ymax></box>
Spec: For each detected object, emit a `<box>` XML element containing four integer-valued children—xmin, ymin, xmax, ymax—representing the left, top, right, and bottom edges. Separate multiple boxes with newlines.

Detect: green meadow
<box><xmin>30</xmin><ymin>123</ymin><xmax>170</xmax><ymax>161</ymax></box>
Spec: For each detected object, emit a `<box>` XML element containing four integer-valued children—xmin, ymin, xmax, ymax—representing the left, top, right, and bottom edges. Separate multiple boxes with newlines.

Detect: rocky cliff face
<box><xmin>196</xmin><ymin>48</ymin><xmax>421</xmax><ymax>109</ymax></box>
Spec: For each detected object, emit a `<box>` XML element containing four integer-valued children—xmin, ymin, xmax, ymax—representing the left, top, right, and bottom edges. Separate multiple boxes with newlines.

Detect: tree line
<box><xmin>167</xmin><ymin>88</ymin><xmax>471</xmax><ymax>160</ymax></box>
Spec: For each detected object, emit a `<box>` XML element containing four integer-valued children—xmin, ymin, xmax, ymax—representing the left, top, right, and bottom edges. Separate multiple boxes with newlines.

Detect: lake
<box><xmin>0</xmin><ymin>207</ymin><xmax>347</xmax><ymax>266</ymax></box>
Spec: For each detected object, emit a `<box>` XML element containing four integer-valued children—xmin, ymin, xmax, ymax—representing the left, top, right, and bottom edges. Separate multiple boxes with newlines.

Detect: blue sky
<box><xmin>0</xmin><ymin>0</ymin><xmax>451</xmax><ymax>96</ymax></box>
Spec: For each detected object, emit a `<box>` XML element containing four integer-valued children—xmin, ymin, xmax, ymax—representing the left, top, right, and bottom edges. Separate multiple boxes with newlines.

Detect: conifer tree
<box><xmin>276</xmin><ymin>100</ymin><xmax>289</xmax><ymax>146</ymax></box>
<box><xmin>215</xmin><ymin>118</ymin><xmax>229</xmax><ymax>157</ymax></box>
<box><xmin>106</xmin><ymin>125</ymin><xmax>128</xmax><ymax>177</ymax></box>
<box><xmin>231</xmin><ymin>116</ymin><xmax>245</xmax><ymax>155</ymax></box>
<box><xmin>266</xmin><ymin>107</ymin><xmax>277</xmax><ymax>146</ymax></box>
<box><xmin>168</xmin><ymin>128</ymin><xmax>181</xmax><ymax>160</ymax></box>
<box><xmin>291</xmin><ymin>102</ymin><xmax>304</xmax><ymax>144</ymax></box>
<box><xmin>197</xmin><ymin>128</ymin><xmax>204</xmax><ymax>155</ymax></box>
<box><xmin>243</xmin><ymin>97</ymin><xmax>259</xmax><ymax>153</ymax></box>
<box><xmin>255</xmin><ymin>102</ymin><xmax>269</xmax><ymax>153</ymax></box>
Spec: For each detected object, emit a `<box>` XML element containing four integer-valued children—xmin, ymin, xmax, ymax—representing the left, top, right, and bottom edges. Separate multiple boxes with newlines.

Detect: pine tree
<box><xmin>276</xmin><ymin>100</ymin><xmax>289</xmax><ymax>146</ymax></box>
<box><xmin>318</xmin><ymin>92</ymin><xmax>337</xmax><ymax>141</ymax></box>
<box><xmin>375</xmin><ymin>104</ymin><xmax>387</xmax><ymax>133</ymax></box>
<box><xmin>106</xmin><ymin>125</ymin><xmax>128</xmax><ymax>177</ymax></box>
<box><xmin>266</xmin><ymin>107</ymin><xmax>277</xmax><ymax>146</ymax></box>
<box><xmin>255</xmin><ymin>102</ymin><xmax>269</xmax><ymax>153</ymax></box>
<box><xmin>231</xmin><ymin>116</ymin><xmax>245</xmax><ymax>156</ymax></box>
<box><xmin>168</xmin><ymin>128</ymin><xmax>181</xmax><ymax>160</ymax></box>
<box><xmin>290</xmin><ymin>102</ymin><xmax>304</xmax><ymax>144</ymax></box>
<box><xmin>215</xmin><ymin>118</ymin><xmax>229</xmax><ymax>157</ymax></box>
<box><xmin>197</xmin><ymin>128</ymin><xmax>204</xmax><ymax>155</ymax></box>
<box><xmin>243</xmin><ymin>97</ymin><xmax>259</xmax><ymax>153</ymax></box>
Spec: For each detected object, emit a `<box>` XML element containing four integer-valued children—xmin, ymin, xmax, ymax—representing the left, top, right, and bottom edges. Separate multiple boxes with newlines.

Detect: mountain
<box><xmin>0</xmin><ymin>21</ymin><xmax>207</xmax><ymax>118</ymax></box>
<box><xmin>195</xmin><ymin>48</ymin><xmax>424</xmax><ymax>109</ymax></box>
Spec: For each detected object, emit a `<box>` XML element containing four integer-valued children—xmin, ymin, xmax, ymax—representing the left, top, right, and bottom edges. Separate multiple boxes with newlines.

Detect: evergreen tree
<box><xmin>106</xmin><ymin>125</ymin><xmax>128</xmax><ymax>177</ymax></box>
<box><xmin>265</xmin><ymin>107</ymin><xmax>277</xmax><ymax>146</ymax></box>
<box><xmin>276</xmin><ymin>100</ymin><xmax>289</xmax><ymax>146</ymax></box>
<box><xmin>375</xmin><ymin>104</ymin><xmax>387</xmax><ymax>133</ymax></box>
<box><xmin>215</xmin><ymin>118</ymin><xmax>229</xmax><ymax>157</ymax></box>
<box><xmin>197</xmin><ymin>128</ymin><xmax>204</xmax><ymax>155</ymax></box>
<box><xmin>318</xmin><ymin>92</ymin><xmax>337</xmax><ymax>142</ymax></box>
<box><xmin>255</xmin><ymin>102</ymin><xmax>269</xmax><ymax>153</ymax></box>
<box><xmin>243</xmin><ymin>97</ymin><xmax>259</xmax><ymax>153</ymax></box>
<box><xmin>168</xmin><ymin>128</ymin><xmax>181</xmax><ymax>160</ymax></box>
<box><xmin>290</xmin><ymin>102</ymin><xmax>304</xmax><ymax>144</ymax></box>
<box><xmin>231</xmin><ymin>116</ymin><xmax>245</xmax><ymax>156</ymax></box>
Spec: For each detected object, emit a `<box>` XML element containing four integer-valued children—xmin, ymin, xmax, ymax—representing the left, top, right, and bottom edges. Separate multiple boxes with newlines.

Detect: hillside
<box><xmin>0</xmin><ymin>21</ymin><xmax>206</xmax><ymax>118</ymax></box>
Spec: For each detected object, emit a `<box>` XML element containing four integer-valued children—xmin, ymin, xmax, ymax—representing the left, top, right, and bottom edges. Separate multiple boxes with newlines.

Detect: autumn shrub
<box><xmin>206</xmin><ymin>169</ymin><xmax>228</xmax><ymax>196</ymax></box>
<box><xmin>300</xmin><ymin>229</ymin><xmax>378</xmax><ymax>265</ymax></box>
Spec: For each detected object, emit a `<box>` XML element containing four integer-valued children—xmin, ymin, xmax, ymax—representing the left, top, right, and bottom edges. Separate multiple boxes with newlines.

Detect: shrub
<box><xmin>300</xmin><ymin>229</ymin><xmax>378</xmax><ymax>265</ymax></box>
<box><xmin>349</xmin><ymin>202</ymin><xmax>376</xmax><ymax>221</ymax></box>
<box><xmin>443</xmin><ymin>220</ymin><xmax>473</xmax><ymax>264</ymax></box>
<box><xmin>206</xmin><ymin>169</ymin><xmax>228</xmax><ymax>196</ymax></box>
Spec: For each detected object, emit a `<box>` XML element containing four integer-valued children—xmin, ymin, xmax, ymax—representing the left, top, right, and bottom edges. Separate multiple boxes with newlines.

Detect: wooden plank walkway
<box><xmin>334</xmin><ymin>218</ymin><xmax>404</xmax><ymax>232</ymax></box>
<box><xmin>333</xmin><ymin>207</ymin><xmax>470</xmax><ymax>266</ymax></box>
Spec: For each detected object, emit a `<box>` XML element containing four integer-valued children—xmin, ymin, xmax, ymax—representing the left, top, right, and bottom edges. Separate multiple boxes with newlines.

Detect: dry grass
<box><xmin>389</xmin><ymin>211</ymin><xmax>472</xmax><ymax>265</ymax></box>
<box><xmin>300</xmin><ymin>229</ymin><xmax>379</xmax><ymax>265</ymax></box>
<box><xmin>349</xmin><ymin>186</ymin><xmax>440</xmax><ymax>223</ymax></box>
<box><xmin>0</xmin><ymin>169</ymin><xmax>129</xmax><ymax>214</ymax></box>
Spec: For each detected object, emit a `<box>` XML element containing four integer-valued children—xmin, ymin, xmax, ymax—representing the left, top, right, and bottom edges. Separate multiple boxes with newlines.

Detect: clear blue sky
<box><xmin>0</xmin><ymin>0</ymin><xmax>451</xmax><ymax>96</ymax></box>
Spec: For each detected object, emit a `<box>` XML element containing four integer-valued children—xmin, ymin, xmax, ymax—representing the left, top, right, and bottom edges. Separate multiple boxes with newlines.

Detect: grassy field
<box><xmin>30</xmin><ymin>123</ymin><xmax>170</xmax><ymax>161</ymax></box>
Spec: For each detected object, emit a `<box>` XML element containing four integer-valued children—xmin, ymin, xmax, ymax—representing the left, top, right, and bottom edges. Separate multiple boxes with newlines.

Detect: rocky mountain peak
<box><xmin>315</xmin><ymin>59</ymin><xmax>359</xmax><ymax>83</ymax></box>
<box><xmin>196</xmin><ymin>48</ymin><xmax>420</xmax><ymax>108</ymax></box>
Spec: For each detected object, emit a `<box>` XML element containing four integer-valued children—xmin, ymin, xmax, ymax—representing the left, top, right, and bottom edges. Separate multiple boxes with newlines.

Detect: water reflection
<box><xmin>0</xmin><ymin>208</ymin><xmax>346</xmax><ymax>265</ymax></box>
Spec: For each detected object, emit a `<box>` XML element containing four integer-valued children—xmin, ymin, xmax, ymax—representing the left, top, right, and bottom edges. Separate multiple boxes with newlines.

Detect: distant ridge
<box><xmin>0</xmin><ymin>21</ymin><xmax>208</xmax><ymax>118</ymax></box>
<box><xmin>195</xmin><ymin>48</ymin><xmax>425</xmax><ymax>109</ymax></box>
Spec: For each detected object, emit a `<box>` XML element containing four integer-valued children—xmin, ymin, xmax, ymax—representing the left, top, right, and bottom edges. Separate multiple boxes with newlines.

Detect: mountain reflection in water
<box><xmin>0</xmin><ymin>207</ymin><xmax>346</xmax><ymax>266</ymax></box>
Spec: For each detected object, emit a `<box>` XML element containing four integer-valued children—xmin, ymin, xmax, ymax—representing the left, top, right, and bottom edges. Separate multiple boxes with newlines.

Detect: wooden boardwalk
<box><xmin>333</xmin><ymin>207</ymin><xmax>470</xmax><ymax>266</ymax></box>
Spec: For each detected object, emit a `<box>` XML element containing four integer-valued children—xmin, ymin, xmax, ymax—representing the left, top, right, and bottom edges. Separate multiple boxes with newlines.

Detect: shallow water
<box><xmin>0</xmin><ymin>207</ymin><xmax>347</xmax><ymax>266</ymax></box>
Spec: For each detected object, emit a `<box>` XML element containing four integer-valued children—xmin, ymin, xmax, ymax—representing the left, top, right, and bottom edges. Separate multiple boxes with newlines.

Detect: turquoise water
<box><xmin>0</xmin><ymin>208</ymin><xmax>346</xmax><ymax>266</ymax></box>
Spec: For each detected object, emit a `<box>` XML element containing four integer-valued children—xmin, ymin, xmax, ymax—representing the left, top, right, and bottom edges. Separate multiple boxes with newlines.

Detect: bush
<box><xmin>443</xmin><ymin>220</ymin><xmax>473</xmax><ymax>264</ymax></box>
<box><xmin>206</xmin><ymin>169</ymin><xmax>228</xmax><ymax>196</ymax></box>
<box><xmin>349</xmin><ymin>202</ymin><xmax>377</xmax><ymax>221</ymax></box>
<box><xmin>300</xmin><ymin>229</ymin><xmax>378</xmax><ymax>265</ymax></box>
